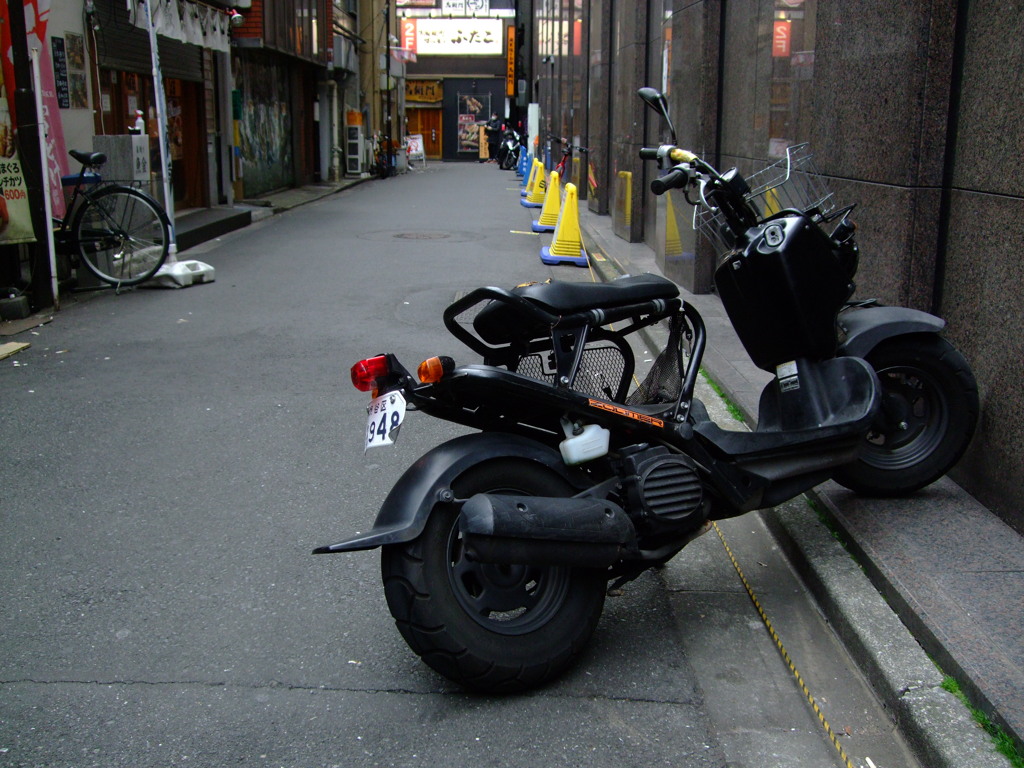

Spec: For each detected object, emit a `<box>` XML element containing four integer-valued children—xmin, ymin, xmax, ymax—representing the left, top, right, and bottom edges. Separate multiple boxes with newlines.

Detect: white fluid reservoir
<box><xmin>559</xmin><ymin>419</ymin><xmax>610</xmax><ymax>466</ymax></box>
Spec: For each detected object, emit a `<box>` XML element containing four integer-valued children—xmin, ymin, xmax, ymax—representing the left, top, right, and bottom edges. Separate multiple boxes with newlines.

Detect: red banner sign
<box><xmin>773</xmin><ymin>21</ymin><xmax>791</xmax><ymax>58</ymax></box>
<box><xmin>0</xmin><ymin>0</ymin><xmax>69</xmax><ymax>218</ymax></box>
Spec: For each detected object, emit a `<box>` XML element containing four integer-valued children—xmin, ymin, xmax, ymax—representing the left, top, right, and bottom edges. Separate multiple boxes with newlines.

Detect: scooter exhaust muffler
<box><xmin>459</xmin><ymin>494</ymin><xmax>635</xmax><ymax>568</ymax></box>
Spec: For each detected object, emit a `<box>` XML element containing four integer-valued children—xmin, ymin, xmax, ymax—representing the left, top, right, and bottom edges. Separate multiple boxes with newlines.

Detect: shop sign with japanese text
<box><xmin>401</xmin><ymin>19</ymin><xmax>503</xmax><ymax>56</ymax></box>
<box><xmin>406</xmin><ymin>80</ymin><xmax>443</xmax><ymax>103</ymax></box>
<box><xmin>505</xmin><ymin>25</ymin><xmax>515</xmax><ymax>96</ymax></box>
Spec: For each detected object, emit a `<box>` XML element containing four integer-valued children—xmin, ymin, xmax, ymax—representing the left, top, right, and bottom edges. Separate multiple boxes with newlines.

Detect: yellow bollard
<box><xmin>532</xmin><ymin>172</ymin><xmax>562</xmax><ymax>233</ymax></box>
<box><xmin>540</xmin><ymin>183</ymin><xmax>587</xmax><ymax>266</ymax></box>
<box><xmin>665</xmin><ymin>189</ymin><xmax>684</xmax><ymax>257</ymax></box>
<box><xmin>616</xmin><ymin>170</ymin><xmax>633</xmax><ymax>227</ymax></box>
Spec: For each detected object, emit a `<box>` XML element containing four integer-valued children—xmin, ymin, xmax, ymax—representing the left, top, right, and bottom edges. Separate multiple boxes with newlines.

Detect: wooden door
<box><xmin>407</xmin><ymin>108</ymin><xmax>443</xmax><ymax>159</ymax></box>
<box><xmin>166</xmin><ymin>78</ymin><xmax>207</xmax><ymax>208</ymax></box>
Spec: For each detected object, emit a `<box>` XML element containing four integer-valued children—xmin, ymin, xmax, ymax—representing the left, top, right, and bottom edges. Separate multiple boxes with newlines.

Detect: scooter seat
<box><xmin>513</xmin><ymin>274</ymin><xmax>679</xmax><ymax>313</ymax></box>
<box><xmin>473</xmin><ymin>274</ymin><xmax>679</xmax><ymax>344</ymax></box>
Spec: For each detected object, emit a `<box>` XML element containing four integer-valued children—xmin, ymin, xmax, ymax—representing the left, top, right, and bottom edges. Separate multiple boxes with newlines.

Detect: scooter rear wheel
<box><xmin>381</xmin><ymin>460</ymin><xmax>607</xmax><ymax>692</ymax></box>
<box><xmin>833</xmin><ymin>334</ymin><xmax>978</xmax><ymax>496</ymax></box>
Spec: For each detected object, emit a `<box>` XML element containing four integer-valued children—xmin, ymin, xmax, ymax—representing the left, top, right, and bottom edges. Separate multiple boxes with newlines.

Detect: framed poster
<box><xmin>457</xmin><ymin>92</ymin><xmax>489</xmax><ymax>153</ymax></box>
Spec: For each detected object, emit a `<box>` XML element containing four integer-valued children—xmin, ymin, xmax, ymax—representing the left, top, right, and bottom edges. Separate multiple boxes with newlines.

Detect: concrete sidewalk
<box><xmin>577</xmin><ymin>203</ymin><xmax>1021</xmax><ymax>768</ymax></box>
<box><xmin>175</xmin><ymin>177</ymin><xmax>370</xmax><ymax>252</ymax></box>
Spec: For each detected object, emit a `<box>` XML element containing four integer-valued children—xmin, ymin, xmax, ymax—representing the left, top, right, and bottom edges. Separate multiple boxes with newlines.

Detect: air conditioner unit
<box><xmin>346</xmin><ymin>125</ymin><xmax>364</xmax><ymax>175</ymax></box>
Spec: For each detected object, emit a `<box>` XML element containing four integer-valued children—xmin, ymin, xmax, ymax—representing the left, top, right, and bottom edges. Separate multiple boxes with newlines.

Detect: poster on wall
<box><xmin>457</xmin><ymin>92</ymin><xmax>489</xmax><ymax>154</ymax></box>
<box><xmin>0</xmin><ymin>66</ymin><xmax>37</xmax><ymax>244</ymax></box>
<box><xmin>65</xmin><ymin>32</ymin><xmax>88</xmax><ymax>108</ymax></box>
<box><xmin>51</xmin><ymin>36</ymin><xmax>69</xmax><ymax>108</ymax></box>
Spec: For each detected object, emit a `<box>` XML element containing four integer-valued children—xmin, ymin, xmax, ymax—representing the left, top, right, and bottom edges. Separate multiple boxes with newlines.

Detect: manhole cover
<box><xmin>393</xmin><ymin>232</ymin><xmax>451</xmax><ymax>240</ymax></box>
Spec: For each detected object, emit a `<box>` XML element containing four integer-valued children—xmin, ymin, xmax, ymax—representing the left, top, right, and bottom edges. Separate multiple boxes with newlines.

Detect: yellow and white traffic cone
<box><xmin>532</xmin><ymin>172</ymin><xmax>562</xmax><ymax>233</ymax></box>
<box><xmin>521</xmin><ymin>158</ymin><xmax>541</xmax><ymax>197</ymax></box>
<box><xmin>521</xmin><ymin>160</ymin><xmax>547</xmax><ymax>208</ymax></box>
<box><xmin>540</xmin><ymin>183</ymin><xmax>587</xmax><ymax>266</ymax></box>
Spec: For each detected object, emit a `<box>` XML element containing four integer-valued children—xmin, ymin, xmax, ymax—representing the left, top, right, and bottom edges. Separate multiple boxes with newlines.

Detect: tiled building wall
<box><xmin>536</xmin><ymin>0</ymin><xmax>1023</xmax><ymax>529</ymax></box>
<box><xmin>938</xmin><ymin>3</ymin><xmax>1024</xmax><ymax>531</ymax></box>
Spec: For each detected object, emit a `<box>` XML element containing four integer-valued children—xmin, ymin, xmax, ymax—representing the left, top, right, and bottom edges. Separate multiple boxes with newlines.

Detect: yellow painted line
<box><xmin>714</xmin><ymin>522</ymin><xmax>857</xmax><ymax>768</ymax></box>
<box><xmin>510</xmin><ymin>230</ymin><xmax>542</xmax><ymax>236</ymax></box>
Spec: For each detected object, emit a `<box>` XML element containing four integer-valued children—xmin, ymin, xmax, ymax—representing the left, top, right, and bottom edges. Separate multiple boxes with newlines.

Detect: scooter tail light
<box><xmin>417</xmin><ymin>356</ymin><xmax>454</xmax><ymax>384</ymax></box>
<box><xmin>351</xmin><ymin>355</ymin><xmax>390</xmax><ymax>391</ymax></box>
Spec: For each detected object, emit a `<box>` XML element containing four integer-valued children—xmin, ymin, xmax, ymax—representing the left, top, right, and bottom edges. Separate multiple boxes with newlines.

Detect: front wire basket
<box><xmin>694</xmin><ymin>143</ymin><xmax>836</xmax><ymax>257</ymax></box>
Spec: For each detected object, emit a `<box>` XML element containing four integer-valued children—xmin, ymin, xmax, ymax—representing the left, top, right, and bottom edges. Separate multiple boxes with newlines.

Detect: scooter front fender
<box><xmin>837</xmin><ymin>305</ymin><xmax>944</xmax><ymax>359</ymax></box>
<box><xmin>313</xmin><ymin>433</ymin><xmax>576</xmax><ymax>554</ymax></box>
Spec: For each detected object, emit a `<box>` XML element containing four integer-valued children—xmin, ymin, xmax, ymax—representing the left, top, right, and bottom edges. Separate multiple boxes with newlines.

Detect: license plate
<box><xmin>365</xmin><ymin>391</ymin><xmax>406</xmax><ymax>452</ymax></box>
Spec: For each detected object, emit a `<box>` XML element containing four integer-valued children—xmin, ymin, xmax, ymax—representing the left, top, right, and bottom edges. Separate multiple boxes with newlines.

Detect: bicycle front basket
<box><xmin>694</xmin><ymin>144</ymin><xmax>836</xmax><ymax>257</ymax></box>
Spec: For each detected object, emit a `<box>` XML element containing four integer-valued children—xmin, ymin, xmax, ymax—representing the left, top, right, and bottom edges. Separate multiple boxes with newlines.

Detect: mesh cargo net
<box><xmin>626</xmin><ymin>313</ymin><xmax>686</xmax><ymax>406</ymax></box>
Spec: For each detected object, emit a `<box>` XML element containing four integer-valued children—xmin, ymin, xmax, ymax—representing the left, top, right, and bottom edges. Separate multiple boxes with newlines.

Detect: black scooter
<box><xmin>315</xmin><ymin>88</ymin><xmax>976</xmax><ymax>693</ymax></box>
<box><xmin>497</xmin><ymin>128</ymin><xmax>523</xmax><ymax>171</ymax></box>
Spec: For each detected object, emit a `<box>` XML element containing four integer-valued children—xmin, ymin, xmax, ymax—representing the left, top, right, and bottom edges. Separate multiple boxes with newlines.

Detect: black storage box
<box><xmin>714</xmin><ymin>213</ymin><xmax>854</xmax><ymax>372</ymax></box>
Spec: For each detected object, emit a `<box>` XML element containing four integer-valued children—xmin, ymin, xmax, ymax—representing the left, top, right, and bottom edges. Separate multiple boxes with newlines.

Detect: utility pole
<box><xmin>142</xmin><ymin>0</ymin><xmax>178</xmax><ymax>259</ymax></box>
<box><xmin>7</xmin><ymin>1</ymin><xmax>53</xmax><ymax>309</ymax></box>
<box><xmin>384</xmin><ymin>0</ymin><xmax>392</xmax><ymax>177</ymax></box>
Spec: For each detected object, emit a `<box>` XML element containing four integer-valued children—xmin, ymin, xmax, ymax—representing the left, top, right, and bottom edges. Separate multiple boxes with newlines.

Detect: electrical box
<box><xmin>346</xmin><ymin>125</ymin><xmax>364</xmax><ymax>175</ymax></box>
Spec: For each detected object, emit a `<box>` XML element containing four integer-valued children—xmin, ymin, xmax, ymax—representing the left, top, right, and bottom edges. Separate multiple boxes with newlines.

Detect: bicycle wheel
<box><xmin>71</xmin><ymin>185</ymin><xmax>170</xmax><ymax>287</ymax></box>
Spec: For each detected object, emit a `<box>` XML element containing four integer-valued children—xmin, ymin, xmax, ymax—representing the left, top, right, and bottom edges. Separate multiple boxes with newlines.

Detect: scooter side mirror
<box><xmin>637</xmin><ymin>87</ymin><xmax>678</xmax><ymax>145</ymax></box>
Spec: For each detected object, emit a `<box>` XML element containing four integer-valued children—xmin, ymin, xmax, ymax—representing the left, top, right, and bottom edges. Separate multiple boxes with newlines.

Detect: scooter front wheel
<box><xmin>381</xmin><ymin>460</ymin><xmax>607</xmax><ymax>692</ymax></box>
<box><xmin>833</xmin><ymin>334</ymin><xmax>978</xmax><ymax>496</ymax></box>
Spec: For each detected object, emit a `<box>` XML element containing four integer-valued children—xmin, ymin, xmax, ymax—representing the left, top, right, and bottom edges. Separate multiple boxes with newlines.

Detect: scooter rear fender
<box><xmin>837</xmin><ymin>305</ymin><xmax>944</xmax><ymax>359</ymax></box>
<box><xmin>313</xmin><ymin>433</ymin><xmax>577</xmax><ymax>554</ymax></box>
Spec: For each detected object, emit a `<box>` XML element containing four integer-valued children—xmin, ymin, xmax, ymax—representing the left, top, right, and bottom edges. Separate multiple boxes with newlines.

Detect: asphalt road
<box><xmin>1</xmin><ymin>163</ymin><xmax>917</xmax><ymax>767</ymax></box>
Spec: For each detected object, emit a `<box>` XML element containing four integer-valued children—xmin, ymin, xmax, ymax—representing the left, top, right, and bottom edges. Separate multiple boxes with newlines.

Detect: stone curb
<box><xmin>764</xmin><ymin>501</ymin><xmax>1011</xmax><ymax>768</ymax></box>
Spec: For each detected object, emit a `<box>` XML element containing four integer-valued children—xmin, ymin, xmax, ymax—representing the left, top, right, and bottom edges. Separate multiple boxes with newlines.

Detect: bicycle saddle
<box><xmin>69</xmin><ymin>149</ymin><xmax>107</xmax><ymax>167</ymax></box>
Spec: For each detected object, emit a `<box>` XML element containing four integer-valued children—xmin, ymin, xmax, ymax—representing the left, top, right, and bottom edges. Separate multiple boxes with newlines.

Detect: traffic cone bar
<box><xmin>541</xmin><ymin>183</ymin><xmax>588</xmax><ymax>266</ymax></box>
<box><xmin>532</xmin><ymin>171</ymin><xmax>561</xmax><ymax>233</ymax></box>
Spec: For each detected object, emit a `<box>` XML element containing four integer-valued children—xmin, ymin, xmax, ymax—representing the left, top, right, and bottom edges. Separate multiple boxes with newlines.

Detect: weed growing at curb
<box><xmin>699</xmin><ymin>369</ymin><xmax>746</xmax><ymax>422</ymax></box>
<box><xmin>941</xmin><ymin>677</ymin><xmax>1023</xmax><ymax>767</ymax></box>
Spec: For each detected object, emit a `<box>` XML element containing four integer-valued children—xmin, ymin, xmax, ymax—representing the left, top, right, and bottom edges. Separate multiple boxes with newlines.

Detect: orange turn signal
<box><xmin>417</xmin><ymin>356</ymin><xmax>454</xmax><ymax>383</ymax></box>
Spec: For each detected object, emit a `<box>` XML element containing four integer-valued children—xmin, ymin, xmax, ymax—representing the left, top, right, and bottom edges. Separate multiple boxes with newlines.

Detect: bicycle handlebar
<box><xmin>650</xmin><ymin>167</ymin><xmax>690</xmax><ymax>196</ymax></box>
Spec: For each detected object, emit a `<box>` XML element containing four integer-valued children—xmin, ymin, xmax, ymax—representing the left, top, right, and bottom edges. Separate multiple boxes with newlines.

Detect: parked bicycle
<box><xmin>54</xmin><ymin>149</ymin><xmax>171</xmax><ymax>288</ymax></box>
<box><xmin>550</xmin><ymin>136</ymin><xmax>588</xmax><ymax>183</ymax></box>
